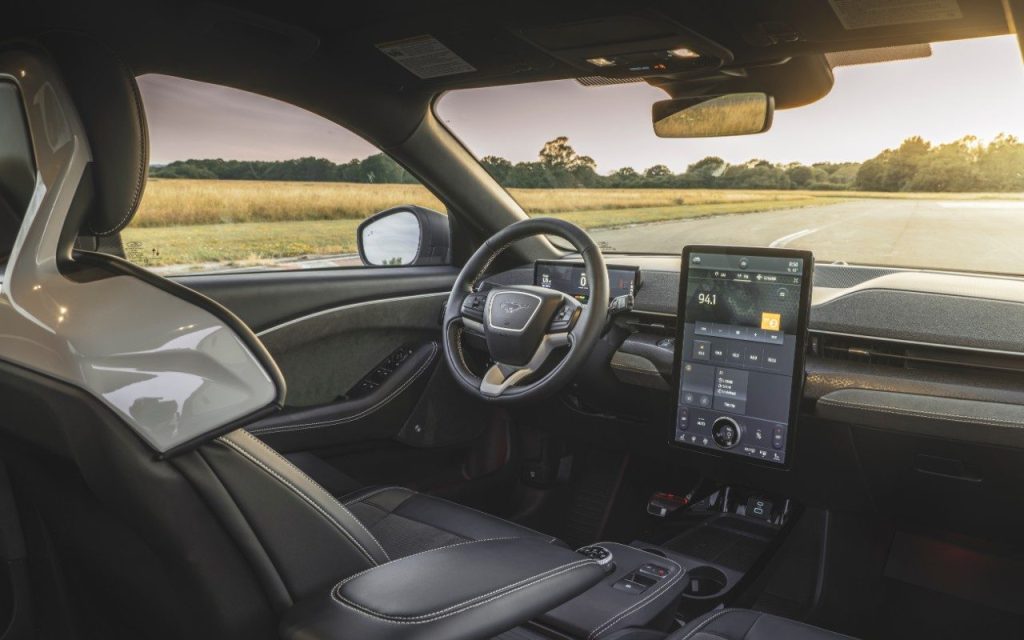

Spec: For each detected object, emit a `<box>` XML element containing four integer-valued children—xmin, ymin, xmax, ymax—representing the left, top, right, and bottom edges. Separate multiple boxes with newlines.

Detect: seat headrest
<box><xmin>40</xmin><ymin>32</ymin><xmax>149</xmax><ymax>237</ymax></box>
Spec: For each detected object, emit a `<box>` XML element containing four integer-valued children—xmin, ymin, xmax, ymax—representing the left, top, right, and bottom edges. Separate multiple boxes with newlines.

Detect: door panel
<box><xmin>248</xmin><ymin>340</ymin><xmax>442</xmax><ymax>450</ymax></box>
<box><xmin>177</xmin><ymin>266</ymin><xmax>459</xmax><ymax>332</ymax></box>
<box><xmin>257</xmin><ymin>292</ymin><xmax>449</xmax><ymax>407</ymax></box>
<box><xmin>179</xmin><ymin>267</ymin><xmax>512</xmax><ymax>499</ymax></box>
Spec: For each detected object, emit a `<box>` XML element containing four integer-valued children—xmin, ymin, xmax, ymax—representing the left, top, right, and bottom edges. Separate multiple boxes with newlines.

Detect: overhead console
<box><xmin>672</xmin><ymin>247</ymin><xmax>813</xmax><ymax>467</ymax></box>
<box><xmin>513</xmin><ymin>14</ymin><xmax>732</xmax><ymax>80</ymax></box>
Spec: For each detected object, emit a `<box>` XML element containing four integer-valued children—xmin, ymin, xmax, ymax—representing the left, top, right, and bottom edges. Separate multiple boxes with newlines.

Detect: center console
<box><xmin>539</xmin><ymin>543</ymin><xmax>687</xmax><ymax>639</ymax></box>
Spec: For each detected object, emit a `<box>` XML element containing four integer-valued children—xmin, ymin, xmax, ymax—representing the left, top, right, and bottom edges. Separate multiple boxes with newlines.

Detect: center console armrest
<box><xmin>281</xmin><ymin>537</ymin><xmax>605</xmax><ymax>640</ymax></box>
<box><xmin>541</xmin><ymin>543</ymin><xmax>687</xmax><ymax>639</ymax></box>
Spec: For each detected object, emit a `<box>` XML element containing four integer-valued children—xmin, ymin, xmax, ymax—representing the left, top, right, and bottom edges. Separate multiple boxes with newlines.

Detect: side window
<box><xmin>125</xmin><ymin>74</ymin><xmax>447</xmax><ymax>274</ymax></box>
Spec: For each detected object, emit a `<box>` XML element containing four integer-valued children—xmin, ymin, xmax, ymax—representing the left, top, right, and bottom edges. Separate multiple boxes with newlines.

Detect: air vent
<box><xmin>810</xmin><ymin>332</ymin><xmax>1024</xmax><ymax>375</ymax></box>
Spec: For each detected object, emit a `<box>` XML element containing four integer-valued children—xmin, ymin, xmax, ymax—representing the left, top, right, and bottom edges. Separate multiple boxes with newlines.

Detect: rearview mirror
<box><xmin>357</xmin><ymin>205</ymin><xmax>450</xmax><ymax>267</ymax></box>
<box><xmin>652</xmin><ymin>93</ymin><xmax>774</xmax><ymax>138</ymax></box>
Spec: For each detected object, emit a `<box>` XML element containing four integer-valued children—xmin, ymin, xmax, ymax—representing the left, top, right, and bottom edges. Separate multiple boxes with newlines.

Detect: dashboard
<box><xmin>482</xmin><ymin>253</ymin><xmax>1024</xmax><ymax>544</ymax></box>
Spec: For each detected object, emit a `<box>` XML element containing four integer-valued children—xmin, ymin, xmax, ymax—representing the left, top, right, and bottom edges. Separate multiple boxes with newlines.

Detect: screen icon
<box><xmin>760</xmin><ymin>312</ymin><xmax>781</xmax><ymax>331</ymax></box>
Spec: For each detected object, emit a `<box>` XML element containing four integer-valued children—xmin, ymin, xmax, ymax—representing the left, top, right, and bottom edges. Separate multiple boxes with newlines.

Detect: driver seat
<box><xmin>341</xmin><ymin>485</ymin><xmax>562</xmax><ymax>559</ymax></box>
<box><xmin>0</xmin><ymin>33</ymin><xmax>592</xmax><ymax>640</ymax></box>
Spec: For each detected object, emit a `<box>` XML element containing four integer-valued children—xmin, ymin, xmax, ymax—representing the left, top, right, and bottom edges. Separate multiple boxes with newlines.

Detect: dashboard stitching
<box><xmin>818</xmin><ymin>397</ymin><xmax>1024</xmax><ymax>428</ymax></box>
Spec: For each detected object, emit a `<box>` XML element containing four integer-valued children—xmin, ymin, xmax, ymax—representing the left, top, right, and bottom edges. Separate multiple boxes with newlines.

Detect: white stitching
<box><xmin>250</xmin><ymin>343</ymin><xmax>438</xmax><ymax>435</ymax></box>
<box><xmin>415</xmin><ymin>492</ymin><xmax>550</xmax><ymax>538</ymax></box>
<box><xmin>335</xmin><ymin>559</ymin><xmax>594</xmax><ymax>621</ymax></box>
<box><xmin>217</xmin><ymin>435</ymin><xmax>381</xmax><ymax>565</ymax></box>
<box><xmin>587</xmin><ymin>543</ymin><xmax>684</xmax><ymax>639</ymax></box>
<box><xmin>85</xmin><ymin>40</ymin><xmax>148</xmax><ymax>236</ymax></box>
<box><xmin>235</xmin><ymin>431</ymin><xmax>390</xmax><ymax>561</ymax></box>
<box><xmin>332</xmin><ymin>559</ymin><xmax>597</xmax><ymax>623</ymax></box>
<box><xmin>346</xmin><ymin>486</ymin><xmax>556</xmax><ymax>542</ymax></box>
<box><xmin>343</xmin><ymin>485</ymin><xmax>414</xmax><ymax>506</ymax></box>
<box><xmin>333</xmin><ymin>537</ymin><xmax>524</xmax><ymax>588</ymax></box>
<box><xmin>677</xmin><ymin>609</ymin><xmax>741</xmax><ymax>640</ymax></box>
<box><xmin>817</xmin><ymin>397</ymin><xmax>1024</xmax><ymax>429</ymax></box>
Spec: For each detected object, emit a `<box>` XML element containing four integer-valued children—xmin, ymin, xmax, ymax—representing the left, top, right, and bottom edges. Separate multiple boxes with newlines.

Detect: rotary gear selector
<box><xmin>711</xmin><ymin>416</ymin><xmax>741</xmax><ymax>448</ymax></box>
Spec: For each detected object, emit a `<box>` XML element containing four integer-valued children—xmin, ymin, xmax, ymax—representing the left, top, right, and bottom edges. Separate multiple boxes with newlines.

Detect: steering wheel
<box><xmin>443</xmin><ymin>218</ymin><xmax>609</xmax><ymax>403</ymax></box>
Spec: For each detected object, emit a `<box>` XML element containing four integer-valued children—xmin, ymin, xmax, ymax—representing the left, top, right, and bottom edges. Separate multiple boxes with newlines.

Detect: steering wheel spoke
<box><xmin>547</xmin><ymin>293</ymin><xmax>583</xmax><ymax>334</ymax></box>
<box><xmin>479</xmin><ymin>332</ymin><xmax>570</xmax><ymax>397</ymax></box>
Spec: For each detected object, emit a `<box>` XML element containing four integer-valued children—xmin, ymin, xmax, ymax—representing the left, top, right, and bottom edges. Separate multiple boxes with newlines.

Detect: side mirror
<box><xmin>652</xmin><ymin>93</ymin><xmax>774</xmax><ymax>138</ymax></box>
<box><xmin>357</xmin><ymin>205</ymin><xmax>450</xmax><ymax>267</ymax></box>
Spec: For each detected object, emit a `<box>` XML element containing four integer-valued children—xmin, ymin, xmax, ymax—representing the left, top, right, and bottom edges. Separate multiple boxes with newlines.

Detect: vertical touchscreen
<box><xmin>674</xmin><ymin>247</ymin><xmax>812</xmax><ymax>466</ymax></box>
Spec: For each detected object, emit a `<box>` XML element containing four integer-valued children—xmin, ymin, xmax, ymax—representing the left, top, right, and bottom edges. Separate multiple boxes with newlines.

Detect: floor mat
<box><xmin>883</xmin><ymin>532</ymin><xmax>1024</xmax><ymax>615</ymax></box>
<box><xmin>868</xmin><ymin>532</ymin><xmax>1024</xmax><ymax>639</ymax></box>
<box><xmin>872</xmin><ymin>579</ymin><xmax>1024</xmax><ymax>640</ymax></box>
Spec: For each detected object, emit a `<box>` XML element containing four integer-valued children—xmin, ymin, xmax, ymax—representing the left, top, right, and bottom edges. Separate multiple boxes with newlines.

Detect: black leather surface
<box><xmin>0</xmin><ymin>360</ymin><xmax>280</xmax><ymax>639</ymax></box>
<box><xmin>0</xmin><ymin>79</ymin><xmax>34</xmax><ymax>261</ymax></box>
<box><xmin>248</xmin><ymin>342</ymin><xmax>439</xmax><ymax>450</ymax></box>
<box><xmin>40</xmin><ymin>31</ymin><xmax>148</xmax><ymax>237</ymax></box>
<box><xmin>344</xmin><ymin>486</ymin><xmax>560</xmax><ymax>559</ymax></box>
<box><xmin>281</xmin><ymin>538</ymin><xmax>605</xmax><ymax>640</ymax></box>
<box><xmin>196</xmin><ymin>430</ymin><xmax>389</xmax><ymax>600</ymax></box>
<box><xmin>541</xmin><ymin>542</ymin><xmax>686</xmax><ymax>639</ymax></box>
<box><xmin>443</xmin><ymin>217</ymin><xmax>609</xmax><ymax>403</ymax></box>
<box><xmin>671</xmin><ymin>609</ymin><xmax>856</xmax><ymax>640</ymax></box>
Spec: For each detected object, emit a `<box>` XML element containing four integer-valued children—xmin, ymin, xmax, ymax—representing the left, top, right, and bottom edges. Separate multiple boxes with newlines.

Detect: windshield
<box><xmin>436</xmin><ymin>35</ymin><xmax>1024</xmax><ymax>275</ymax></box>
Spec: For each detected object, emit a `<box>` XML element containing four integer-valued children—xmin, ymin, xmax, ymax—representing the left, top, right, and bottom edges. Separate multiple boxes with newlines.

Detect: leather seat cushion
<box><xmin>675</xmin><ymin>609</ymin><xmax>856</xmax><ymax>640</ymax></box>
<box><xmin>343</xmin><ymin>486</ymin><xmax>562</xmax><ymax>559</ymax></box>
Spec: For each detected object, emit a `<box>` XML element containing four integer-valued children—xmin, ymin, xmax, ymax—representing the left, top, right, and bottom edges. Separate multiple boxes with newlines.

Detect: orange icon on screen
<box><xmin>761</xmin><ymin>312</ymin><xmax>781</xmax><ymax>331</ymax></box>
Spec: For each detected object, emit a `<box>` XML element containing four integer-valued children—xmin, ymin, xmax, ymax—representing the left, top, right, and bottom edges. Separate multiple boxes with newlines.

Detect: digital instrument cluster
<box><xmin>534</xmin><ymin>261</ymin><xmax>640</xmax><ymax>303</ymax></box>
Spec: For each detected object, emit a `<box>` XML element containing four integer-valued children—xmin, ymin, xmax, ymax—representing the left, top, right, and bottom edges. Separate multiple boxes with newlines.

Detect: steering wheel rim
<box><xmin>442</xmin><ymin>218</ymin><xmax>608</xmax><ymax>403</ymax></box>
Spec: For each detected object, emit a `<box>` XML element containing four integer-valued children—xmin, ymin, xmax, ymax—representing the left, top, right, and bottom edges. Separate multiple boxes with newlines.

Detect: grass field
<box><xmin>122</xmin><ymin>179</ymin><xmax>1024</xmax><ymax>269</ymax></box>
<box><xmin>133</xmin><ymin>178</ymin><xmax>852</xmax><ymax>227</ymax></box>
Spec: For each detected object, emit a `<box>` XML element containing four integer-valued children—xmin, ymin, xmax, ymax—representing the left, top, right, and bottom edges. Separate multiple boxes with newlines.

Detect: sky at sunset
<box><xmin>139</xmin><ymin>35</ymin><xmax>1024</xmax><ymax>173</ymax></box>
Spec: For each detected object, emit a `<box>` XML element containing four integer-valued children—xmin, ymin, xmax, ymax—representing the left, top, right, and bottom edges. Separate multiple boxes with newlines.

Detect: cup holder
<box><xmin>681</xmin><ymin>565</ymin><xmax>728</xmax><ymax>599</ymax></box>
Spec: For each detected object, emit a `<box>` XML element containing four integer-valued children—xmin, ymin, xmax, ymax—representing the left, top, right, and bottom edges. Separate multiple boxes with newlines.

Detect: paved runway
<box><xmin>591</xmin><ymin>199</ymin><xmax>1024</xmax><ymax>274</ymax></box>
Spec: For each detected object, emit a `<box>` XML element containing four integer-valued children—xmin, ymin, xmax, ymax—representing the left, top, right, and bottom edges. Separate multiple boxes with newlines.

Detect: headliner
<box><xmin>4</xmin><ymin>0</ymin><xmax>1016</xmax><ymax>148</ymax></box>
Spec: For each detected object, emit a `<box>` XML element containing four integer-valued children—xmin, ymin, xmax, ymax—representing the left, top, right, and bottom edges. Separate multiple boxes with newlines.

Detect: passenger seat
<box><xmin>670</xmin><ymin>609</ymin><xmax>855</xmax><ymax>640</ymax></box>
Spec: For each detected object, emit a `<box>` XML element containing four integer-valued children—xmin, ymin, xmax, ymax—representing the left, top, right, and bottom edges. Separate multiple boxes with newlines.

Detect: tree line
<box><xmin>150</xmin><ymin>134</ymin><xmax>1024</xmax><ymax>192</ymax></box>
<box><xmin>150</xmin><ymin>155</ymin><xmax>420</xmax><ymax>184</ymax></box>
